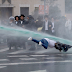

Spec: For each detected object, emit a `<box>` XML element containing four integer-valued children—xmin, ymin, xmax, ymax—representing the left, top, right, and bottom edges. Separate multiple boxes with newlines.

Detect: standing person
<box><xmin>42</xmin><ymin>15</ymin><xmax>52</xmax><ymax>34</ymax></box>
<box><xmin>58</xmin><ymin>16</ymin><xmax>66</xmax><ymax>38</ymax></box>
<box><xmin>51</xmin><ymin>17</ymin><xmax>55</xmax><ymax>35</ymax></box>
<box><xmin>65</xmin><ymin>19</ymin><xmax>71</xmax><ymax>34</ymax></box>
<box><xmin>7</xmin><ymin>16</ymin><xmax>18</xmax><ymax>50</ymax></box>
<box><xmin>8</xmin><ymin>16</ymin><xmax>16</xmax><ymax>27</ymax></box>
<box><xmin>35</xmin><ymin>16</ymin><xmax>43</xmax><ymax>31</ymax></box>
<box><xmin>65</xmin><ymin>19</ymin><xmax>72</xmax><ymax>39</ymax></box>
<box><xmin>54</xmin><ymin>17</ymin><xmax>61</xmax><ymax>37</ymax></box>
<box><xmin>14</xmin><ymin>16</ymin><xmax>20</xmax><ymax>26</ymax></box>
<box><xmin>28</xmin><ymin>37</ymin><xmax>72</xmax><ymax>52</ymax></box>
<box><xmin>26</xmin><ymin>15</ymin><xmax>36</xmax><ymax>30</ymax></box>
<box><xmin>26</xmin><ymin>15</ymin><xmax>36</xmax><ymax>50</ymax></box>
<box><xmin>20</xmin><ymin>14</ymin><xmax>26</xmax><ymax>28</ymax></box>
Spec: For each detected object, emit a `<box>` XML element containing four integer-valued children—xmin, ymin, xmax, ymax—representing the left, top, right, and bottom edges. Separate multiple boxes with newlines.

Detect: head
<box><xmin>27</xmin><ymin>15</ymin><xmax>34</xmax><ymax>20</ymax></box>
<box><xmin>44</xmin><ymin>15</ymin><xmax>48</xmax><ymax>21</ymax></box>
<box><xmin>51</xmin><ymin>18</ymin><xmax>54</xmax><ymax>22</ymax></box>
<box><xmin>20</xmin><ymin>14</ymin><xmax>25</xmax><ymax>20</ymax></box>
<box><xmin>15</xmin><ymin>16</ymin><xmax>19</xmax><ymax>21</ymax></box>
<box><xmin>9</xmin><ymin>16</ymin><xmax>14</xmax><ymax>23</ymax></box>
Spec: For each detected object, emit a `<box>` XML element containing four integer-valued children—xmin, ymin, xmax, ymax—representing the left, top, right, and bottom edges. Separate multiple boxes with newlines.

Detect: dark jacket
<box><xmin>14</xmin><ymin>20</ymin><xmax>21</xmax><ymax>26</ymax></box>
<box><xmin>36</xmin><ymin>20</ymin><xmax>43</xmax><ymax>30</ymax></box>
<box><xmin>19</xmin><ymin>20</ymin><xmax>26</xmax><ymax>28</ymax></box>
<box><xmin>8</xmin><ymin>22</ymin><xmax>16</xmax><ymax>27</ymax></box>
<box><xmin>54</xmin><ymin>20</ymin><xmax>61</xmax><ymax>36</ymax></box>
<box><xmin>42</xmin><ymin>21</ymin><xmax>52</xmax><ymax>34</ymax></box>
<box><xmin>26</xmin><ymin>15</ymin><xmax>36</xmax><ymax>30</ymax></box>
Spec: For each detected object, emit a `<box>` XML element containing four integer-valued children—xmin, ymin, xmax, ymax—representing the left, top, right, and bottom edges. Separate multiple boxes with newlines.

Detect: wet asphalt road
<box><xmin>0</xmin><ymin>44</ymin><xmax>72</xmax><ymax>72</ymax></box>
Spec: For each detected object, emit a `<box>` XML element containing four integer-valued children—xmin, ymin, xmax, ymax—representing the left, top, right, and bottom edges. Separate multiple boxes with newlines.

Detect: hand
<box><xmin>49</xmin><ymin>25</ymin><xmax>51</xmax><ymax>27</ymax></box>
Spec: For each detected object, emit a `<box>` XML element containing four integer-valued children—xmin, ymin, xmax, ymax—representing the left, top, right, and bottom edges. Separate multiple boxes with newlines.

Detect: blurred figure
<box><xmin>42</xmin><ymin>15</ymin><xmax>52</xmax><ymax>34</ymax></box>
<box><xmin>35</xmin><ymin>16</ymin><xmax>43</xmax><ymax>31</ymax></box>
<box><xmin>65</xmin><ymin>19</ymin><xmax>71</xmax><ymax>33</ymax></box>
<box><xmin>26</xmin><ymin>15</ymin><xmax>36</xmax><ymax>50</ymax></box>
<box><xmin>59</xmin><ymin>16</ymin><xmax>66</xmax><ymax>38</ymax></box>
<box><xmin>15</xmin><ymin>16</ymin><xmax>20</xmax><ymax>26</ymax></box>
<box><xmin>20</xmin><ymin>14</ymin><xmax>26</xmax><ymax>28</ymax></box>
<box><xmin>26</xmin><ymin>15</ymin><xmax>36</xmax><ymax>30</ymax></box>
<box><xmin>8</xmin><ymin>16</ymin><xmax>16</xmax><ymax>27</ymax></box>
<box><xmin>7</xmin><ymin>16</ymin><xmax>18</xmax><ymax>50</ymax></box>
<box><xmin>51</xmin><ymin>17</ymin><xmax>55</xmax><ymax>35</ymax></box>
<box><xmin>54</xmin><ymin>17</ymin><xmax>61</xmax><ymax>37</ymax></box>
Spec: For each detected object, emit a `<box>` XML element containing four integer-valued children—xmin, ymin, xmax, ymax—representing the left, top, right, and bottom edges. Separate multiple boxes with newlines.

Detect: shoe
<box><xmin>28</xmin><ymin>37</ymin><xmax>32</xmax><ymax>40</ymax></box>
<box><xmin>39</xmin><ymin>41</ymin><xmax>42</xmax><ymax>45</ymax></box>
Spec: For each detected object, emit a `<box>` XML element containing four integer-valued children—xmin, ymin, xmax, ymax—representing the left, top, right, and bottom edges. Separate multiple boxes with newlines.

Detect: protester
<box><xmin>20</xmin><ymin>14</ymin><xmax>26</xmax><ymax>28</ymax></box>
<box><xmin>51</xmin><ymin>17</ymin><xmax>55</xmax><ymax>35</ymax></box>
<box><xmin>8</xmin><ymin>16</ymin><xmax>16</xmax><ymax>27</ymax></box>
<box><xmin>26</xmin><ymin>15</ymin><xmax>36</xmax><ymax>30</ymax></box>
<box><xmin>35</xmin><ymin>16</ymin><xmax>43</xmax><ymax>31</ymax></box>
<box><xmin>42</xmin><ymin>15</ymin><xmax>52</xmax><ymax>34</ymax></box>
<box><xmin>54</xmin><ymin>17</ymin><xmax>61</xmax><ymax>36</ymax></box>
<box><xmin>14</xmin><ymin>16</ymin><xmax>20</xmax><ymax>26</ymax></box>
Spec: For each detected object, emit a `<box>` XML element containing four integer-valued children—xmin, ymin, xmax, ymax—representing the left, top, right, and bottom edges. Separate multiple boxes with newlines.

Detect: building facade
<box><xmin>0</xmin><ymin>0</ymin><xmax>71</xmax><ymax>20</ymax></box>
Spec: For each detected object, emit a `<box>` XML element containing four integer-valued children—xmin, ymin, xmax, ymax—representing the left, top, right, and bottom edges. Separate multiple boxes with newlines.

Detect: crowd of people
<box><xmin>2</xmin><ymin>14</ymin><xmax>72</xmax><ymax>39</ymax></box>
<box><xmin>0</xmin><ymin>14</ymin><xmax>72</xmax><ymax>50</ymax></box>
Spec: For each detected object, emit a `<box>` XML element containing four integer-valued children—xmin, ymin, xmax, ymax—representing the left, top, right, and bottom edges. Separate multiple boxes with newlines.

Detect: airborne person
<box><xmin>28</xmin><ymin>37</ymin><xmax>72</xmax><ymax>52</ymax></box>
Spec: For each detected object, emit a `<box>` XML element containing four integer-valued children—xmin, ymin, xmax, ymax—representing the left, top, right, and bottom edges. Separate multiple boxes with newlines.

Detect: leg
<box><xmin>54</xmin><ymin>42</ymin><xmax>63</xmax><ymax>52</ymax></box>
<box><xmin>9</xmin><ymin>44</ymin><xmax>11</xmax><ymax>50</ymax></box>
<box><xmin>40</xmin><ymin>39</ymin><xmax>48</xmax><ymax>49</ymax></box>
<box><xmin>61</xmin><ymin>47</ymin><xmax>68</xmax><ymax>52</ymax></box>
<box><xmin>28</xmin><ymin>37</ymin><xmax>48</xmax><ymax>49</ymax></box>
<box><xmin>32</xmin><ymin>39</ymin><xmax>39</xmax><ymax>44</ymax></box>
<box><xmin>62</xmin><ymin>44</ymin><xmax>72</xmax><ymax>52</ymax></box>
<box><xmin>32</xmin><ymin>39</ymin><xmax>48</xmax><ymax>49</ymax></box>
<box><xmin>66</xmin><ymin>45</ymin><xmax>72</xmax><ymax>49</ymax></box>
<box><xmin>55</xmin><ymin>43</ymin><xmax>68</xmax><ymax>52</ymax></box>
<box><xmin>42</xmin><ymin>44</ymin><xmax>48</xmax><ymax>49</ymax></box>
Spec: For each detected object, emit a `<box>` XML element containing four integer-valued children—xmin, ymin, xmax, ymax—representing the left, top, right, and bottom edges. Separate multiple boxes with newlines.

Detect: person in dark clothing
<box><xmin>8</xmin><ymin>16</ymin><xmax>16</xmax><ymax>27</ymax></box>
<box><xmin>42</xmin><ymin>15</ymin><xmax>52</xmax><ymax>34</ymax></box>
<box><xmin>14</xmin><ymin>16</ymin><xmax>20</xmax><ymax>26</ymax></box>
<box><xmin>26</xmin><ymin>15</ymin><xmax>36</xmax><ymax>30</ymax></box>
<box><xmin>59</xmin><ymin>16</ymin><xmax>66</xmax><ymax>38</ymax></box>
<box><xmin>35</xmin><ymin>16</ymin><xmax>43</xmax><ymax>31</ymax></box>
<box><xmin>7</xmin><ymin>16</ymin><xmax>18</xmax><ymax>50</ymax></box>
<box><xmin>54</xmin><ymin>17</ymin><xmax>61</xmax><ymax>37</ymax></box>
<box><xmin>25</xmin><ymin>15</ymin><xmax>36</xmax><ymax>50</ymax></box>
<box><xmin>20</xmin><ymin>14</ymin><xmax>26</xmax><ymax>28</ymax></box>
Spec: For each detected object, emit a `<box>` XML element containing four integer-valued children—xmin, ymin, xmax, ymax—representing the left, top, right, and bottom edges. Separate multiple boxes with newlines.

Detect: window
<box><xmin>2</xmin><ymin>0</ymin><xmax>5</xmax><ymax>4</ymax></box>
<box><xmin>20</xmin><ymin>7</ymin><xmax>29</xmax><ymax>17</ymax></box>
<box><xmin>7</xmin><ymin>0</ymin><xmax>11</xmax><ymax>4</ymax></box>
<box><xmin>2</xmin><ymin>0</ymin><xmax>11</xmax><ymax>4</ymax></box>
